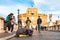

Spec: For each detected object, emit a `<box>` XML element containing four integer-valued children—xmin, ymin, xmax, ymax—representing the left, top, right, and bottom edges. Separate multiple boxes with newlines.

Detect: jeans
<box><xmin>8</xmin><ymin>25</ymin><xmax>14</xmax><ymax>32</ymax></box>
<box><xmin>37</xmin><ymin>24</ymin><xmax>41</xmax><ymax>32</ymax></box>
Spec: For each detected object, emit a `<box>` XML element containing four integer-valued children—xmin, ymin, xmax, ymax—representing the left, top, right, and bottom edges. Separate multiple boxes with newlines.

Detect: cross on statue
<box><xmin>31</xmin><ymin>4</ymin><xmax>34</xmax><ymax>7</ymax></box>
<box><xmin>58</xmin><ymin>16</ymin><xmax>59</xmax><ymax>19</ymax></box>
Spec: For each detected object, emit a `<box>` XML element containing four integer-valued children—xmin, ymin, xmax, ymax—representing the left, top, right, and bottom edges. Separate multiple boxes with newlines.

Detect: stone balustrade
<box><xmin>0</xmin><ymin>16</ymin><xmax>5</xmax><ymax>33</ymax></box>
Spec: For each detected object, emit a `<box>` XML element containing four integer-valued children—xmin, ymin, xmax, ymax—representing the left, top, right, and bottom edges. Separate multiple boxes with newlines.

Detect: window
<box><xmin>31</xmin><ymin>13</ymin><xmax>34</xmax><ymax>15</ymax></box>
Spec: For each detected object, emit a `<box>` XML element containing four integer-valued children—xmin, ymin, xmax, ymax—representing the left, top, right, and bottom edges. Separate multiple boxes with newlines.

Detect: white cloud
<box><xmin>38</xmin><ymin>11</ymin><xmax>60</xmax><ymax>14</ymax></box>
<box><xmin>0</xmin><ymin>4</ymin><xmax>29</xmax><ymax>15</ymax></box>
<box><xmin>0</xmin><ymin>6</ymin><xmax>9</xmax><ymax>15</ymax></box>
<box><xmin>15</xmin><ymin>4</ymin><xmax>28</xmax><ymax>13</ymax></box>
<box><xmin>0</xmin><ymin>0</ymin><xmax>60</xmax><ymax>22</ymax></box>
<box><xmin>33</xmin><ymin>0</ymin><xmax>46</xmax><ymax>5</ymax></box>
<box><xmin>0</xmin><ymin>4</ymin><xmax>30</xmax><ymax>22</ymax></box>
<box><xmin>49</xmin><ymin>6</ymin><xmax>56</xmax><ymax>11</ymax></box>
<box><xmin>33</xmin><ymin>0</ymin><xmax>60</xmax><ymax>11</ymax></box>
<box><xmin>52</xmin><ymin>11</ymin><xmax>60</xmax><ymax>14</ymax></box>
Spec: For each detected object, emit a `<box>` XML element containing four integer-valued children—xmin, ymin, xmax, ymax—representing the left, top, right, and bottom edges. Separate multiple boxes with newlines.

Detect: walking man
<box><xmin>37</xmin><ymin>16</ymin><xmax>42</xmax><ymax>33</ymax></box>
<box><xmin>5</xmin><ymin>14</ymin><xmax>10</xmax><ymax>33</ymax></box>
<box><xmin>26</xmin><ymin>17</ymin><xmax>31</xmax><ymax>28</ymax></box>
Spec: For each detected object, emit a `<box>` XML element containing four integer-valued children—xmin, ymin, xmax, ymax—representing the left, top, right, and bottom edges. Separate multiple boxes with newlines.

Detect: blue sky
<box><xmin>0</xmin><ymin>0</ymin><xmax>60</xmax><ymax>22</ymax></box>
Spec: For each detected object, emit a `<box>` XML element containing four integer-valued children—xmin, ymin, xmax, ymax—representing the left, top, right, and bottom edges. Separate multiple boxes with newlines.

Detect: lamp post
<box><xmin>49</xmin><ymin>14</ymin><xmax>52</xmax><ymax>30</ymax></box>
<box><xmin>17</xmin><ymin>9</ymin><xmax>20</xmax><ymax>24</ymax></box>
<box><xmin>17</xmin><ymin>9</ymin><xmax>19</xmax><ymax>15</ymax></box>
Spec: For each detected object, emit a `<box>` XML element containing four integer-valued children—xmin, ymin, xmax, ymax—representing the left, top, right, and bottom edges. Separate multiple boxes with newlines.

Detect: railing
<box><xmin>0</xmin><ymin>17</ymin><xmax>4</xmax><ymax>33</ymax></box>
<box><xmin>47</xmin><ymin>25</ymin><xmax>60</xmax><ymax>31</ymax></box>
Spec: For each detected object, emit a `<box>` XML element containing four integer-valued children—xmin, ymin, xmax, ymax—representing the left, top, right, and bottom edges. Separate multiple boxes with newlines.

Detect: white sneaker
<box><xmin>8</xmin><ymin>31</ymin><xmax>11</xmax><ymax>33</ymax></box>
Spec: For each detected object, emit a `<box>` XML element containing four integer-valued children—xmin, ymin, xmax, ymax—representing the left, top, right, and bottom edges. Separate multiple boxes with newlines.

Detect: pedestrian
<box><xmin>37</xmin><ymin>16</ymin><xmax>42</xmax><ymax>33</ymax></box>
<box><xmin>26</xmin><ymin>17</ymin><xmax>31</xmax><ymax>28</ymax></box>
<box><xmin>5</xmin><ymin>15</ymin><xmax>10</xmax><ymax>33</ymax></box>
<box><xmin>4</xmin><ymin>20</ymin><xmax>7</xmax><ymax>33</ymax></box>
<box><xmin>18</xmin><ymin>19</ymin><xmax>22</xmax><ymax>28</ymax></box>
<box><xmin>7</xmin><ymin>13</ymin><xmax>15</xmax><ymax>33</ymax></box>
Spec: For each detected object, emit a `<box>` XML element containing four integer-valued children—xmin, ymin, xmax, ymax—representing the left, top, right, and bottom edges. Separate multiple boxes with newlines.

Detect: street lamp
<box><xmin>49</xmin><ymin>14</ymin><xmax>52</xmax><ymax>26</ymax></box>
<box><xmin>17</xmin><ymin>9</ymin><xmax>19</xmax><ymax>14</ymax></box>
<box><xmin>17</xmin><ymin>9</ymin><xmax>20</xmax><ymax>24</ymax></box>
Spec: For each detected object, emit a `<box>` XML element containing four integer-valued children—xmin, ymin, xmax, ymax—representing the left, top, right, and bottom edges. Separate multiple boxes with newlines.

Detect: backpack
<box><xmin>6</xmin><ymin>16</ymin><xmax>10</xmax><ymax>23</ymax></box>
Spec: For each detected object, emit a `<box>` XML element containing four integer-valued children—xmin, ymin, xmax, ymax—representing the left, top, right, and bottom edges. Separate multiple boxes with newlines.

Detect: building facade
<box><xmin>18</xmin><ymin>8</ymin><xmax>48</xmax><ymax>27</ymax></box>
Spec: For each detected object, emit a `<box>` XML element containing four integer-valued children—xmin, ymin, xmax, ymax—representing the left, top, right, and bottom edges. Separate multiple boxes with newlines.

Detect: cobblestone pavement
<box><xmin>9</xmin><ymin>30</ymin><xmax>60</xmax><ymax>40</ymax></box>
<box><xmin>0</xmin><ymin>31</ymin><xmax>16</xmax><ymax>38</ymax></box>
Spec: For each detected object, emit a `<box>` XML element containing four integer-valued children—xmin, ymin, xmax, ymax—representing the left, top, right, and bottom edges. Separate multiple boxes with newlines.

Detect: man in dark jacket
<box><xmin>37</xmin><ymin>16</ymin><xmax>42</xmax><ymax>33</ymax></box>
